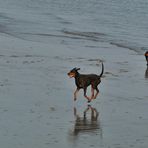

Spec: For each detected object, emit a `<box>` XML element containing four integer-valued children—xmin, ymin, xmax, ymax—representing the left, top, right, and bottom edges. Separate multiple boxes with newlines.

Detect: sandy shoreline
<box><xmin>0</xmin><ymin>33</ymin><xmax>148</xmax><ymax>148</ymax></box>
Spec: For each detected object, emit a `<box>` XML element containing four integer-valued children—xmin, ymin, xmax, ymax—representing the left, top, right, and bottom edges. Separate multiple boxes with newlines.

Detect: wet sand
<box><xmin>0</xmin><ymin>33</ymin><xmax>148</xmax><ymax>148</ymax></box>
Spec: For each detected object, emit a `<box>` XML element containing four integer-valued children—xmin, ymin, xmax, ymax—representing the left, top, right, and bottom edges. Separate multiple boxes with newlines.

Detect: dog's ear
<box><xmin>76</xmin><ymin>68</ymin><xmax>80</xmax><ymax>71</ymax></box>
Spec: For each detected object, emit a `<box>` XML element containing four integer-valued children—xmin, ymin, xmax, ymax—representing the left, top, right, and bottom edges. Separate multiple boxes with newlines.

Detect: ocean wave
<box><xmin>62</xmin><ymin>30</ymin><xmax>106</xmax><ymax>41</ymax></box>
<box><xmin>1</xmin><ymin>30</ymin><xmax>106</xmax><ymax>43</ymax></box>
<box><xmin>110</xmin><ymin>41</ymin><xmax>147</xmax><ymax>54</ymax></box>
<box><xmin>62</xmin><ymin>30</ymin><xmax>148</xmax><ymax>53</ymax></box>
<box><xmin>1</xmin><ymin>17</ymin><xmax>147</xmax><ymax>54</ymax></box>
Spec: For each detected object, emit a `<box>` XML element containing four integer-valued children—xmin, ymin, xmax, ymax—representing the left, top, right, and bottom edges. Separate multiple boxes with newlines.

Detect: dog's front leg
<box><xmin>74</xmin><ymin>88</ymin><xmax>80</xmax><ymax>101</ymax></box>
<box><xmin>91</xmin><ymin>86</ymin><xmax>95</xmax><ymax>100</ymax></box>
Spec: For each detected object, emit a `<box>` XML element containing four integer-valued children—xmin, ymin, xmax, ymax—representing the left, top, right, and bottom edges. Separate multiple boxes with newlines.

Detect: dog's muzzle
<box><xmin>67</xmin><ymin>72</ymin><xmax>75</xmax><ymax>78</ymax></box>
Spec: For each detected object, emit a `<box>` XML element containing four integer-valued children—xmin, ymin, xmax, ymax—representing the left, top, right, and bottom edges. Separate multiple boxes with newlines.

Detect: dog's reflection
<box><xmin>73</xmin><ymin>105</ymin><xmax>100</xmax><ymax>136</ymax></box>
<box><xmin>145</xmin><ymin>67</ymin><xmax>148</xmax><ymax>78</ymax></box>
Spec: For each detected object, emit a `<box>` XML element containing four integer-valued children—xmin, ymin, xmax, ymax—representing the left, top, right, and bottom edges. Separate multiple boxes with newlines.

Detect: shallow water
<box><xmin>0</xmin><ymin>0</ymin><xmax>148</xmax><ymax>53</ymax></box>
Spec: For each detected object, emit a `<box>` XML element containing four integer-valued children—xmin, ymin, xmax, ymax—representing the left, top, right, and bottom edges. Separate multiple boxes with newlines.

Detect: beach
<box><xmin>0</xmin><ymin>0</ymin><xmax>148</xmax><ymax>148</ymax></box>
<box><xmin>0</xmin><ymin>32</ymin><xmax>148</xmax><ymax>148</ymax></box>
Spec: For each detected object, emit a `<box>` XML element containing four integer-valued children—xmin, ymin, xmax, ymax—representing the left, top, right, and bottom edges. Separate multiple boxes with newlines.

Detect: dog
<box><xmin>145</xmin><ymin>51</ymin><xmax>148</xmax><ymax>66</ymax></box>
<box><xmin>67</xmin><ymin>63</ymin><xmax>104</xmax><ymax>102</ymax></box>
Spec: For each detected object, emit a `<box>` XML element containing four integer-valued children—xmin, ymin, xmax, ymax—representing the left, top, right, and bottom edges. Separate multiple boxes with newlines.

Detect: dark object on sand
<box><xmin>145</xmin><ymin>51</ymin><xmax>148</xmax><ymax>66</ymax></box>
<box><xmin>145</xmin><ymin>67</ymin><xmax>148</xmax><ymax>78</ymax></box>
<box><xmin>67</xmin><ymin>63</ymin><xmax>104</xmax><ymax>102</ymax></box>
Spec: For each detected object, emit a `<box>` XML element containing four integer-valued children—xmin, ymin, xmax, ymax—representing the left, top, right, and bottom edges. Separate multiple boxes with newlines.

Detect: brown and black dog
<box><xmin>145</xmin><ymin>51</ymin><xmax>148</xmax><ymax>66</ymax></box>
<box><xmin>67</xmin><ymin>63</ymin><xmax>104</xmax><ymax>102</ymax></box>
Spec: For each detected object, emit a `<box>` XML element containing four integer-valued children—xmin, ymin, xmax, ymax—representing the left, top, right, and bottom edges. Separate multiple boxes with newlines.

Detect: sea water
<box><xmin>0</xmin><ymin>0</ymin><xmax>148</xmax><ymax>53</ymax></box>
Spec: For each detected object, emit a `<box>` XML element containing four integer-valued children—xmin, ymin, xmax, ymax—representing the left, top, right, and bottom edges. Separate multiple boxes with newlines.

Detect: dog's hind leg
<box><xmin>93</xmin><ymin>87</ymin><xmax>99</xmax><ymax>99</ymax></box>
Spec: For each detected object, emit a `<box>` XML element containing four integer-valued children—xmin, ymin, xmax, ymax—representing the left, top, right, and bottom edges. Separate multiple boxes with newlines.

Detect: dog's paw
<box><xmin>87</xmin><ymin>100</ymin><xmax>91</xmax><ymax>103</ymax></box>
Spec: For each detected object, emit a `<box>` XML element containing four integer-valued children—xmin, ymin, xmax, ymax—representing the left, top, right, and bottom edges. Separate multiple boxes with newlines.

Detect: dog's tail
<box><xmin>99</xmin><ymin>63</ymin><xmax>104</xmax><ymax>77</ymax></box>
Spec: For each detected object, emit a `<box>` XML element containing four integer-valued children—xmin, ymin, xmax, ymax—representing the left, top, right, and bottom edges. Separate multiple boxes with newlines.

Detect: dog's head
<box><xmin>67</xmin><ymin>67</ymin><xmax>80</xmax><ymax>78</ymax></box>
